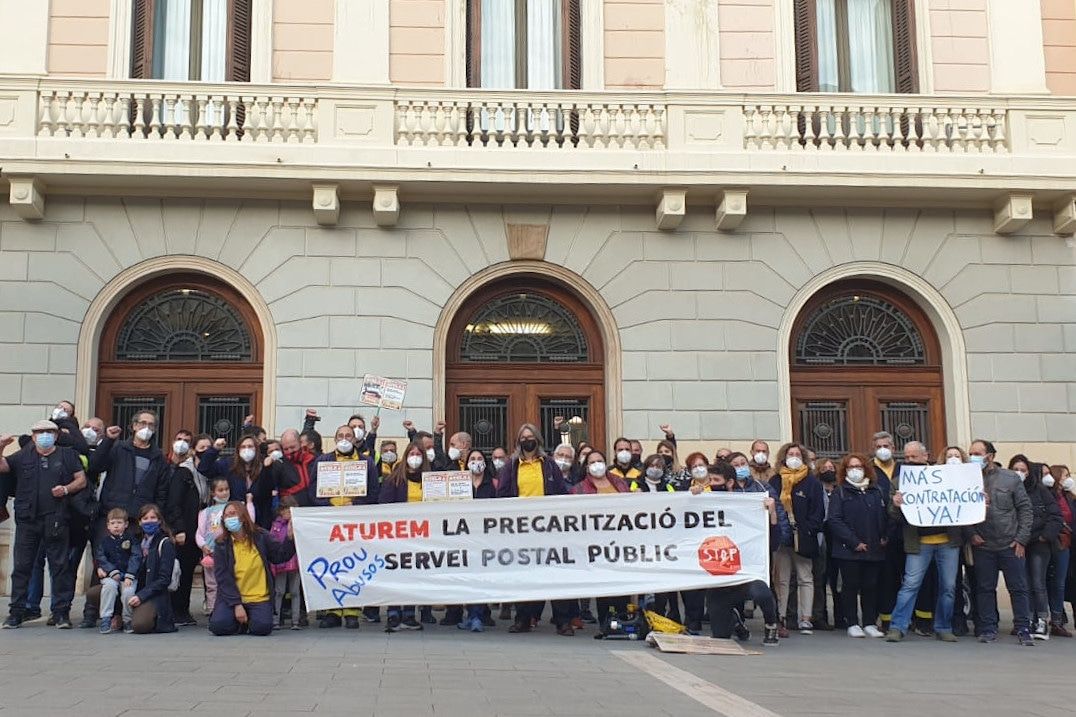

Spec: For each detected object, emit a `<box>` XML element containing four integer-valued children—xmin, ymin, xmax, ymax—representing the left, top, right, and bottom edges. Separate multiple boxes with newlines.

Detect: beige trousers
<box><xmin>773</xmin><ymin>545</ymin><xmax>814</xmax><ymax>621</ymax></box>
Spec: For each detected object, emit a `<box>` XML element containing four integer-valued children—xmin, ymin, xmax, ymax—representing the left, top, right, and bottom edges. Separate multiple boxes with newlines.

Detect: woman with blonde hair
<box><xmin>769</xmin><ymin>442</ymin><xmax>824</xmax><ymax>636</ymax></box>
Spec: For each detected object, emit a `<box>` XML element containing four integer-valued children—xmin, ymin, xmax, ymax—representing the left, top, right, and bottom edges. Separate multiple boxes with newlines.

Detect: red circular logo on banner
<box><xmin>698</xmin><ymin>535</ymin><xmax>742</xmax><ymax>576</ymax></box>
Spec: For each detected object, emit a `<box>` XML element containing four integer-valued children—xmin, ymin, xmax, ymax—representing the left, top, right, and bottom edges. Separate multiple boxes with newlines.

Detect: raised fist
<box><xmin>105</xmin><ymin>426</ymin><xmax>122</xmax><ymax>440</ymax></box>
<box><xmin>213</xmin><ymin>438</ymin><xmax>227</xmax><ymax>450</ymax></box>
<box><xmin>402</xmin><ymin>420</ymin><xmax>414</xmax><ymax>431</ymax></box>
<box><xmin>243</xmin><ymin>414</ymin><xmax>255</xmax><ymax>426</ymax></box>
<box><xmin>370</xmin><ymin>415</ymin><xmax>381</xmax><ymax>431</ymax></box>
<box><xmin>434</xmin><ymin>420</ymin><xmax>446</xmax><ymax>434</ymax></box>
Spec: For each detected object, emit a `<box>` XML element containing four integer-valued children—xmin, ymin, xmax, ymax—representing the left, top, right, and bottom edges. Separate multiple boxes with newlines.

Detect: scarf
<box><xmin>778</xmin><ymin>465</ymin><xmax>809</xmax><ymax>517</ymax></box>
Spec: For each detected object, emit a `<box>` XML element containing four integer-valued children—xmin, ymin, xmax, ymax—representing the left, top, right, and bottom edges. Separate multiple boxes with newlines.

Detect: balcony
<box><xmin>1</xmin><ymin>76</ymin><xmax>1074</xmax><ymax>215</ymax></box>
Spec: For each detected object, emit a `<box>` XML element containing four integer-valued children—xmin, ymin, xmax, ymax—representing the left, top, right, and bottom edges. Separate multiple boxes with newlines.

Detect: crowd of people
<box><xmin>1</xmin><ymin>399</ymin><xmax>1074</xmax><ymax>650</ymax></box>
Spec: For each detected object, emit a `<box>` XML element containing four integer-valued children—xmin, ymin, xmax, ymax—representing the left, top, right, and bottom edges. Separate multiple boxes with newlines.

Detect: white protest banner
<box><xmin>315</xmin><ymin>461</ymin><xmax>368</xmax><ymax>498</ymax></box>
<box><xmin>422</xmin><ymin>471</ymin><xmax>473</xmax><ymax>502</ymax></box>
<box><xmin>359</xmin><ymin>374</ymin><xmax>408</xmax><ymax>411</ymax></box>
<box><xmin>292</xmin><ymin>492</ymin><xmax>770</xmax><ymax>610</ymax></box>
<box><xmin>898</xmin><ymin>462</ymin><xmax>986</xmax><ymax>527</ymax></box>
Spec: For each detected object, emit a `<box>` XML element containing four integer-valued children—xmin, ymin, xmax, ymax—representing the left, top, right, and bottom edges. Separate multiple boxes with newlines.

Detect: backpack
<box><xmin>157</xmin><ymin>538</ymin><xmax>182</xmax><ymax>592</ymax></box>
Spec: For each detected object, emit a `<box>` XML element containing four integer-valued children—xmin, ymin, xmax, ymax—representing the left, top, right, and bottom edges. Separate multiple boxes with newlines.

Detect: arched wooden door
<box><xmin>790</xmin><ymin>280</ymin><xmax>945</xmax><ymax>459</ymax></box>
<box><xmin>446</xmin><ymin>278</ymin><xmax>605</xmax><ymax>454</ymax></box>
<box><xmin>96</xmin><ymin>274</ymin><xmax>264</xmax><ymax>450</ymax></box>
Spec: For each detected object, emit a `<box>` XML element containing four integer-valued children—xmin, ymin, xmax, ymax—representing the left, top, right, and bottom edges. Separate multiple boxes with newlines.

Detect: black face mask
<box><xmin>819</xmin><ymin>470</ymin><xmax>837</xmax><ymax>485</ymax></box>
<box><xmin>662</xmin><ymin>454</ymin><xmax>673</xmax><ymax>468</ymax></box>
<box><xmin>520</xmin><ymin>438</ymin><xmax>537</xmax><ymax>453</ymax></box>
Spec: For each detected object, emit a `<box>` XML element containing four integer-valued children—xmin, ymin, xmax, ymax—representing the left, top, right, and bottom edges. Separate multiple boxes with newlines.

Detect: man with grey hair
<box><xmin>886</xmin><ymin>441</ymin><xmax>962</xmax><ymax>642</ymax></box>
<box><xmin>871</xmin><ymin>430</ymin><xmax>903</xmax><ymax>630</ymax></box>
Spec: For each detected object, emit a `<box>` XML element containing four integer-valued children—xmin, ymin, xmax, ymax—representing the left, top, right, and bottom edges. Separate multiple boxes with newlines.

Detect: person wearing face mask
<box><xmin>813</xmin><ymin>458</ymin><xmax>842</xmax><ymax>629</ymax></box>
<box><xmin>932</xmin><ymin>445</ymin><xmax>977</xmax><ymax>636</ymax></box>
<box><xmin>211</xmin><ymin>436</ymin><xmax>274</xmax><ymax>530</ymax></box>
<box><xmin>89</xmin><ymin>412</ymin><xmax>170</xmax><ymax>543</ymax></box>
<box><xmin>1008</xmin><ymin>455</ymin><xmax>1063</xmax><ymax>641</ymax></box>
<box><xmin>164</xmin><ymin>435</ymin><xmax>203</xmax><ymax>627</ymax></box>
<box><xmin>1046</xmin><ymin>465</ymin><xmax>1074</xmax><ymax>636</ymax></box>
<box><xmin>964</xmin><ymin>440</ymin><xmax>1034</xmax><ymax>645</ymax></box>
<box><xmin>678</xmin><ymin>453</ymin><xmax>717</xmax><ymax>634</ymax></box>
<box><xmin>310</xmin><ymin>425</ymin><xmax>380</xmax><ymax>630</ymax></box>
<box><xmin>490</xmin><ymin>447</ymin><xmax>508</xmax><ymax>480</ymax></box>
<box><xmin>450</xmin><ymin>449</ymin><xmax>497</xmax><ymax>633</ymax></box>
<box><xmin>827</xmin><ymin>453</ymin><xmax>888</xmax><ymax>639</ymax></box>
<box><xmin>749</xmin><ymin>439</ymin><xmax>775</xmax><ymax>485</ymax></box>
<box><xmin>495</xmin><ymin>424</ymin><xmax>572</xmax><ymax>635</ymax></box>
<box><xmin>265</xmin><ymin>429</ymin><xmax>313</xmax><ymax>509</ymax></box>
<box><xmin>379</xmin><ymin>442</ymin><xmax>433</xmax><ymax>632</ymax></box>
<box><xmin>868</xmin><ymin>431</ymin><xmax>904</xmax><ymax>632</ymax></box>
<box><xmin>209</xmin><ymin>500</ymin><xmax>295</xmax><ymax>636</ymax></box>
<box><xmin>17</xmin><ymin>401</ymin><xmax>90</xmax><ymax>457</ymax></box>
<box><xmin>769</xmin><ymin>442</ymin><xmax>824</xmax><ymax>637</ymax></box>
<box><xmin>126</xmin><ymin>503</ymin><xmax>177</xmax><ymax>634</ymax></box>
<box><xmin>628</xmin><ymin>454</ymin><xmax>683</xmax><ymax>624</ymax></box>
<box><xmin>0</xmin><ymin>421</ymin><xmax>88</xmax><ymax>630</ymax></box>
<box><xmin>197</xmin><ymin>478</ymin><xmax>255</xmax><ymax>616</ymax></box>
<box><xmin>608</xmin><ymin>438</ymin><xmax>641</xmax><ymax>483</ymax></box>
<box><xmin>573</xmin><ymin>451</ymin><xmax>631</xmax><ymax>631</ymax></box>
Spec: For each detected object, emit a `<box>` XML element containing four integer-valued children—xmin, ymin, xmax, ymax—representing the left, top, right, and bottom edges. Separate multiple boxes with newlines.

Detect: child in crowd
<box><xmin>94</xmin><ymin>507</ymin><xmax>142</xmax><ymax>634</ymax></box>
<box><xmin>197</xmin><ymin>478</ymin><xmax>255</xmax><ymax>614</ymax></box>
<box><xmin>270</xmin><ymin>497</ymin><xmax>302</xmax><ymax>630</ymax></box>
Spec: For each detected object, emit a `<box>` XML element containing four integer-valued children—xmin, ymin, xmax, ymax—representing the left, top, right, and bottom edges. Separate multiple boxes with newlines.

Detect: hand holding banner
<box><xmin>422</xmin><ymin>471</ymin><xmax>473</xmax><ymax>502</ymax></box>
<box><xmin>292</xmin><ymin>492</ymin><xmax>770</xmax><ymax>610</ymax></box>
<box><xmin>316</xmin><ymin>461</ymin><xmax>368</xmax><ymax>498</ymax></box>
<box><xmin>898</xmin><ymin>462</ymin><xmax>986</xmax><ymax>527</ymax></box>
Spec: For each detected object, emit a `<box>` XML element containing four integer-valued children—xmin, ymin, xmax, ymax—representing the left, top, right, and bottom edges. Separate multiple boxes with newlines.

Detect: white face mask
<box><xmin>407</xmin><ymin>455</ymin><xmax>424</xmax><ymax>470</ymax></box>
<box><xmin>336</xmin><ymin>440</ymin><xmax>354</xmax><ymax>455</ymax></box>
<box><xmin>876</xmin><ymin>447</ymin><xmax>893</xmax><ymax>463</ymax></box>
<box><xmin>588</xmin><ymin>462</ymin><xmax>607</xmax><ymax>477</ymax></box>
<box><xmin>555</xmin><ymin>458</ymin><xmax>572</xmax><ymax>471</ymax></box>
<box><xmin>1015</xmin><ymin>470</ymin><xmax>1028</xmax><ymax>481</ymax></box>
<box><xmin>753</xmin><ymin>452</ymin><xmax>768</xmax><ymax>466</ymax></box>
<box><xmin>52</xmin><ymin>408</ymin><xmax>68</xmax><ymax>421</ymax></box>
<box><xmin>1042</xmin><ymin>475</ymin><xmax>1055</xmax><ymax>488</ymax></box>
<box><xmin>691</xmin><ymin>465</ymin><xmax>709</xmax><ymax>480</ymax></box>
<box><xmin>1063</xmin><ymin>477</ymin><xmax>1075</xmax><ymax>492</ymax></box>
<box><xmin>353</xmin><ymin>428</ymin><xmax>366</xmax><ymax>441</ymax></box>
<box><xmin>946</xmin><ymin>456</ymin><xmax>962</xmax><ymax>465</ymax></box>
<box><xmin>82</xmin><ymin>428</ymin><xmax>98</xmax><ymax>444</ymax></box>
<box><xmin>785</xmin><ymin>456</ymin><xmax>803</xmax><ymax>471</ymax></box>
<box><xmin>135</xmin><ymin>427</ymin><xmax>154</xmax><ymax>442</ymax></box>
<box><xmin>448</xmin><ymin>447</ymin><xmax>462</xmax><ymax>461</ymax></box>
<box><xmin>645</xmin><ymin>467</ymin><xmax>664</xmax><ymax>480</ymax></box>
<box><xmin>616</xmin><ymin>450</ymin><xmax>632</xmax><ymax>465</ymax></box>
<box><xmin>846</xmin><ymin>467</ymin><xmax>867</xmax><ymax>485</ymax></box>
<box><xmin>269</xmin><ymin>449</ymin><xmax>283</xmax><ymax>462</ymax></box>
<box><xmin>381</xmin><ymin>451</ymin><xmax>397</xmax><ymax>464</ymax></box>
<box><xmin>492</xmin><ymin>458</ymin><xmax>505</xmax><ymax>471</ymax></box>
<box><xmin>468</xmin><ymin>461</ymin><xmax>485</xmax><ymax>475</ymax></box>
<box><xmin>425</xmin><ymin>448</ymin><xmax>436</xmax><ymax>462</ymax></box>
<box><xmin>172</xmin><ymin>440</ymin><xmax>190</xmax><ymax>456</ymax></box>
<box><xmin>239</xmin><ymin>448</ymin><xmax>256</xmax><ymax>463</ymax></box>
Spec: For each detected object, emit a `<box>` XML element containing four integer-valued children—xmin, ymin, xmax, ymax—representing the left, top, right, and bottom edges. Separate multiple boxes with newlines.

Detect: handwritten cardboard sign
<box><xmin>359</xmin><ymin>374</ymin><xmax>407</xmax><ymax>411</ymax></box>
<box><xmin>421</xmin><ymin>471</ymin><xmax>474</xmax><ymax>502</ymax></box>
<box><xmin>898</xmin><ymin>462</ymin><xmax>986</xmax><ymax>527</ymax></box>
<box><xmin>316</xmin><ymin>461</ymin><xmax>368</xmax><ymax>498</ymax></box>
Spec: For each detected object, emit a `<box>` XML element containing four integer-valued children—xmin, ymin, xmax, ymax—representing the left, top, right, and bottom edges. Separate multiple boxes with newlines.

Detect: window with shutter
<box><xmin>795</xmin><ymin>0</ymin><xmax>916</xmax><ymax>93</ymax></box>
<box><xmin>466</xmin><ymin>0</ymin><xmax>581</xmax><ymax>89</ymax></box>
<box><xmin>129</xmin><ymin>0</ymin><xmax>250</xmax><ymax>81</ymax></box>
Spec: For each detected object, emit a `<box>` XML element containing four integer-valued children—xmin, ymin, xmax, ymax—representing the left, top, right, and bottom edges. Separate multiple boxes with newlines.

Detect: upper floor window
<box><xmin>794</xmin><ymin>0</ymin><xmax>918</xmax><ymax>93</ymax></box>
<box><xmin>466</xmin><ymin>0</ymin><xmax>581</xmax><ymax>89</ymax></box>
<box><xmin>131</xmin><ymin>0</ymin><xmax>251</xmax><ymax>81</ymax></box>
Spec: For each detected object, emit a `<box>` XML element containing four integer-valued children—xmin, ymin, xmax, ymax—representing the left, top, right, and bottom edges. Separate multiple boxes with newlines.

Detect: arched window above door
<box><xmin>115</xmin><ymin>288</ymin><xmax>254</xmax><ymax>362</ymax></box>
<box><xmin>458</xmin><ymin>291</ymin><xmax>589</xmax><ymax>363</ymax></box>
<box><xmin>794</xmin><ymin>294</ymin><xmax>925</xmax><ymax>367</ymax></box>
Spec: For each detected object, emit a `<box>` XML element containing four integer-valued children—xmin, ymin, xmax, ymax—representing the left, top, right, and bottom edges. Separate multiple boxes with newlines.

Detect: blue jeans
<box><xmin>1048</xmin><ymin>548</ymin><xmax>1070</xmax><ymax>620</ymax></box>
<box><xmin>891</xmin><ymin>543</ymin><xmax>959</xmax><ymax>633</ymax></box>
<box><xmin>973</xmin><ymin>546</ymin><xmax>1030</xmax><ymax>634</ymax></box>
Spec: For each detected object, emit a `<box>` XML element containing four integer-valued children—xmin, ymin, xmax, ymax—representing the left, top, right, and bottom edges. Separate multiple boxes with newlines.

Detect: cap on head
<box><xmin>31</xmin><ymin>419</ymin><xmax>59</xmax><ymax>433</ymax></box>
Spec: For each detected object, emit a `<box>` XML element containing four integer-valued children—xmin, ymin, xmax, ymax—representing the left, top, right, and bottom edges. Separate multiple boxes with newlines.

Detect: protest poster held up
<box><xmin>359</xmin><ymin>374</ymin><xmax>407</xmax><ymax>411</ymax></box>
<box><xmin>315</xmin><ymin>461</ymin><xmax>368</xmax><ymax>498</ymax></box>
<box><xmin>291</xmin><ymin>492</ymin><xmax>770</xmax><ymax>611</ymax></box>
<box><xmin>898</xmin><ymin>462</ymin><xmax>986</xmax><ymax>527</ymax></box>
<box><xmin>421</xmin><ymin>471</ymin><xmax>474</xmax><ymax>502</ymax></box>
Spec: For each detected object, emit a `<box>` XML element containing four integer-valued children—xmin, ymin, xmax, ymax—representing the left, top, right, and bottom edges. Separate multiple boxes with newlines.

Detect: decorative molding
<box><xmin>776</xmin><ymin>262</ymin><xmax>972</xmax><ymax>449</ymax></box>
<box><xmin>1054</xmin><ymin>194</ymin><xmax>1076</xmax><ymax>236</ymax></box>
<box><xmin>445</xmin><ymin>0</ymin><xmax>466</xmax><ymax>87</ymax></box>
<box><xmin>312</xmin><ymin>183</ymin><xmax>340</xmax><ymax>226</ymax></box>
<box><xmin>106</xmin><ymin>0</ymin><xmax>133</xmax><ymax>79</ymax></box>
<box><xmin>432</xmin><ymin>261</ymin><xmax>623</xmax><ymax>449</ymax></box>
<box><xmin>655</xmin><ymin>188</ymin><xmax>686</xmax><ymax>230</ymax></box>
<box><xmin>506</xmin><ymin>223</ymin><xmax>549</xmax><ymax>260</ymax></box>
<box><xmin>8</xmin><ymin>176</ymin><xmax>44</xmax><ymax>220</ymax></box>
<box><xmin>993</xmin><ymin>193</ymin><xmax>1034</xmax><ymax>234</ymax></box>
<box><xmin>774</xmin><ymin>0</ymin><xmax>795</xmax><ymax>92</ymax></box>
<box><xmin>251</xmin><ymin>0</ymin><xmax>274</xmax><ymax>84</ymax></box>
<box><xmin>75</xmin><ymin>257</ymin><xmax>278</xmax><ymax>436</ymax></box>
<box><xmin>581</xmin><ymin>0</ymin><xmax>604</xmax><ymax>90</ymax></box>
<box><xmin>372</xmin><ymin>184</ymin><xmax>400</xmax><ymax>226</ymax></box>
<box><xmin>715</xmin><ymin>189</ymin><xmax>748</xmax><ymax>231</ymax></box>
<box><xmin>913</xmin><ymin>0</ymin><xmax>933</xmax><ymax>95</ymax></box>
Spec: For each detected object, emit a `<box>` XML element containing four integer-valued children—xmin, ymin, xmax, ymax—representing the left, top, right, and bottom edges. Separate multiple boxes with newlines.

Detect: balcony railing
<box><xmin>0</xmin><ymin>76</ymin><xmax>1071</xmax><ymax>198</ymax></box>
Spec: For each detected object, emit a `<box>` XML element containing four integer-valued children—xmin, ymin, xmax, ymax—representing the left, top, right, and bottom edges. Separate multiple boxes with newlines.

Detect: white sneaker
<box><xmin>797</xmin><ymin>619</ymin><xmax>813</xmax><ymax>635</ymax></box>
<box><xmin>863</xmin><ymin>625</ymin><xmax>885</xmax><ymax>638</ymax></box>
<box><xmin>847</xmin><ymin>625</ymin><xmax>866</xmax><ymax>638</ymax></box>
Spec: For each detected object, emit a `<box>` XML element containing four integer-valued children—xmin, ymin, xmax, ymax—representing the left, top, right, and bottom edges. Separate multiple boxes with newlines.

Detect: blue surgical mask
<box><xmin>735</xmin><ymin>465</ymin><xmax>751</xmax><ymax>480</ymax></box>
<box><xmin>141</xmin><ymin>521</ymin><xmax>159</xmax><ymax>536</ymax></box>
<box><xmin>213</xmin><ymin>496</ymin><xmax>228</xmax><ymax>505</ymax></box>
<box><xmin>969</xmin><ymin>455</ymin><xmax>985</xmax><ymax>466</ymax></box>
<box><xmin>224</xmin><ymin>516</ymin><xmax>242</xmax><ymax>533</ymax></box>
<box><xmin>34</xmin><ymin>433</ymin><xmax>56</xmax><ymax>450</ymax></box>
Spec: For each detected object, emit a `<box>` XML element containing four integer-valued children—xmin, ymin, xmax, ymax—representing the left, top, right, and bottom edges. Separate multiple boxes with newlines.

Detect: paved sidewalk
<box><xmin>0</xmin><ymin>607</ymin><xmax>1072</xmax><ymax>717</ymax></box>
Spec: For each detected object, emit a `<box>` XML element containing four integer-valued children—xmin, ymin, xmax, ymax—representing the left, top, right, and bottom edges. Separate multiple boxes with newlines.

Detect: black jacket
<box><xmin>90</xmin><ymin>438</ymin><xmax>170</xmax><ymax>517</ymax></box>
<box><xmin>827</xmin><ymin>482</ymin><xmax>888</xmax><ymax>561</ymax></box>
<box><xmin>165</xmin><ymin>465</ymin><xmax>202</xmax><ymax>538</ymax></box>
<box><xmin>1027</xmin><ymin>481</ymin><xmax>1064</xmax><ymax>545</ymax></box>
<box><xmin>135</xmin><ymin>531</ymin><xmax>177</xmax><ymax>633</ymax></box>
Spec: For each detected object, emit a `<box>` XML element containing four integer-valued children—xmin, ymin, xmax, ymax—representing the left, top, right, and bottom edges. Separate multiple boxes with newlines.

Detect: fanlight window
<box><xmin>459</xmin><ymin>292</ymin><xmax>588</xmax><ymax>363</ymax></box>
<box><xmin>116</xmin><ymin>288</ymin><xmax>253</xmax><ymax>362</ymax></box>
<box><xmin>795</xmin><ymin>294</ymin><xmax>924</xmax><ymax>366</ymax></box>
